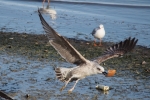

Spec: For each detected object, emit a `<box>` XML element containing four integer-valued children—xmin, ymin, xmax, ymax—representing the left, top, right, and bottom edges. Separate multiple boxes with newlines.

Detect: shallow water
<box><xmin>0</xmin><ymin>0</ymin><xmax>150</xmax><ymax>47</ymax></box>
<box><xmin>0</xmin><ymin>53</ymin><xmax>150</xmax><ymax>99</ymax></box>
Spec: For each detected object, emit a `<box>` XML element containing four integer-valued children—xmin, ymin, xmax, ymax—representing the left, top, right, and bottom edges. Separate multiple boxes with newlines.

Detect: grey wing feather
<box><xmin>91</xmin><ymin>27</ymin><xmax>99</xmax><ymax>36</ymax></box>
<box><xmin>93</xmin><ymin>37</ymin><xmax>138</xmax><ymax>64</ymax></box>
<box><xmin>38</xmin><ymin>9</ymin><xmax>87</xmax><ymax>65</ymax></box>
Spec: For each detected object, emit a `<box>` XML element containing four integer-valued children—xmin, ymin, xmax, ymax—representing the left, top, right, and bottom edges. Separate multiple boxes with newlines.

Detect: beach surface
<box><xmin>0</xmin><ymin>0</ymin><xmax>150</xmax><ymax>47</ymax></box>
<box><xmin>0</xmin><ymin>32</ymin><xmax>150</xmax><ymax>100</ymax></box>
<box><xmin>0</xmin><ymin>0</ymin><xmax>150</xmax><ymax>100</ymax></box>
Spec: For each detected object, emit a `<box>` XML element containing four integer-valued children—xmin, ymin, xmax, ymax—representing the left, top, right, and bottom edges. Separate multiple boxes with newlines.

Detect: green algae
<box><xmin>0</xmin><ymin>31</ymin><xmax>150</xmax><ymax>78</ymax></box>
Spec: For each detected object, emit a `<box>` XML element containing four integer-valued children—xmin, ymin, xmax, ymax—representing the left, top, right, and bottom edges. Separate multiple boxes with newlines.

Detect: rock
<box><xmin>142</xmin><ymin>61</ymin><xmax>146</xmax><ymax>65</ymax></box>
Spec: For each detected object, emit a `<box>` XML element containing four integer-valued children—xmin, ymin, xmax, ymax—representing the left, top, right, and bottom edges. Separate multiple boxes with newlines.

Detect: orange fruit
<box><xmin>106</xmin><ymin>70</ymin><xmax>116</xmax><ymax>77</ymax></box>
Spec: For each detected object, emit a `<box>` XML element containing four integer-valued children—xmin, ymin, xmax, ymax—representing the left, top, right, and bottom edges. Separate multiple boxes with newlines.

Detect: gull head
<box><xmin>92</xmin><ymin>63</ymin><xmax>109</xmax><ymax>76</ymax></box>
<box><xmin>99</xmin><ymin>24</ymin><xmax>104</xmax><ymax>29</ymax></box>
<box><xmin>93</xmin><ymin>64</ymin><xmax>105</xmax><ymax>74</ymax></box>
<box><xmin>94</xmin><ymin>65</ymin><xmax>110</xmax><ymax>76</ymax></box>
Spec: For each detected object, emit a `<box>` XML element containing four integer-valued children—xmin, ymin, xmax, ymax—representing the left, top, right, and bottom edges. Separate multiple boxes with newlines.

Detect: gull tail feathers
<box><xmin>55</xmin><ymin>67</ymin><xmax>74</xmax><ymax>82</ymax></box>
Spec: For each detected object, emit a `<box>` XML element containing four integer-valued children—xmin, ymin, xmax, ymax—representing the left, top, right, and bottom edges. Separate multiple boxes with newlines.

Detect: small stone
<box><xmin>145</xmin><ymin>69</ymin><xmax>150</xmax><ymax>72</ymax></box>
<box><xmin>35</xmin><ymin>42</ymin><xmax>38</xmax><ymax>45</ymax></box>
<box><xmin>45</xmin><ymin>78</ymin><xmax>51</xmax><ymax>81</ymax></box>
<box><xmin>44</xmin><ymin>50</ymin><xmax>48</xmax><ymax>52</ymax></box>
<box><xmin>142</xmin><ymin>61</ymin><xmax>146</xmax><ymax>65</ymax></box>
<box><xmin>9</xmin><ymin>37</ymin><xmax>13</xmax><ymax>39</ymax></box>
<box><xmin>7</xmin><ymin>45</ymin><xmax>12</xmax><ymax>48</ymax></box>
<box><xmin>25</xmin><ymin>94</ymin><xmax>30</xmax><ymax>98</ymax></box>
<box><xmin>136</xmin><ymin>70</ymin><xmax>139</xmax><ymax>74</ymax></box>
<box><xmin>103</xmin><ymin>63</ymin><xmax>105</xmax><ymax>65</ymax></box>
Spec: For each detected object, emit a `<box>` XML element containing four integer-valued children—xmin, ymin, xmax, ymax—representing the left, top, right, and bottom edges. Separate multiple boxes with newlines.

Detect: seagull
<box><xmin>91</xmin><ymin>24</ymin><xmax>105</xmax><ymax>46</ymax></box>
<box><xmin>43</xmin><ymin>0</ymin><xmax>50</xmax><ymax>8</ymax></box>
<box><xmin>38</xmin><ymin>9</ymin><xmax>138</xmax><ymax>94</ymax></box>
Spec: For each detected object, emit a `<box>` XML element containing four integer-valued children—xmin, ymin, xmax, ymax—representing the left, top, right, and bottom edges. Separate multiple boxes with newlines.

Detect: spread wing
<box><xmin>93</xmin><ymin>37</ymin><xmax>138</xmax><ymax>64</ymax></box>
<box><xmin>38</xmin><ymin>9</ymin><xmax>87</xmax><ymax>65</ymax></box>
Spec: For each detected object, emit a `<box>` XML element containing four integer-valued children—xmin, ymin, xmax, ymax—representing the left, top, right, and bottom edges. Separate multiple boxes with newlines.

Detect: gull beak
<box><xmin>103</xmin><ymin>70</ymin><xmax>116</xmax><ymax>77</ymax></box>
<box><xmin>102</xmin><ymin>71</ymin><xmax>108</xmax><ymax>75</ymax></box>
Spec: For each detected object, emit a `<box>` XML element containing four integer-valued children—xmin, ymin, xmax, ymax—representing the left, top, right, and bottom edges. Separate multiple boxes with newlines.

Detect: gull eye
<box><xmin>97</xmin><ymin>68</ymin><xmax>101</xmax><ymax>71</ymax></box>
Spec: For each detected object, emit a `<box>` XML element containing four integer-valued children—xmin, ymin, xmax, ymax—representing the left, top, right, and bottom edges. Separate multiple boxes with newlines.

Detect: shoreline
<box><xmin>1</xmin><ymin>0</ymin><xmax>150</xmax><ymax>48</ymax></box>
<box><xmin>0</xmin><ymin>31</ymin><xmax>150</xmax><ymax>71</ymax></box>
<box><xmin>0</xmin><ymin>31</ymin><xmax>150</xmax><ymax>69</ymax></box>
<box><xmin>0</xmin><ymin>31</ymin><xmax>150</xmax><ymax>56</ymax></box>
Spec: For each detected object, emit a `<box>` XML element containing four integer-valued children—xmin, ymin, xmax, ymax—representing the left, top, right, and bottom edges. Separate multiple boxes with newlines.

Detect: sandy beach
<box><xmin>0</xmin><ymin>0</ymin><xmax>150</xmax><ymax>100</ymax></box>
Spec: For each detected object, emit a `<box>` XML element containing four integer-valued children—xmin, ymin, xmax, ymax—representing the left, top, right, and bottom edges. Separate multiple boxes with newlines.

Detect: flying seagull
<box><xmin>91</xmin><ymin>24</ymin><xmax>105</xmax><ymax>46</ymax></box>
<box><xmin>38</xmin><ymin>10</ymin><xmax>138</xmax><ymax>94</ymax></box>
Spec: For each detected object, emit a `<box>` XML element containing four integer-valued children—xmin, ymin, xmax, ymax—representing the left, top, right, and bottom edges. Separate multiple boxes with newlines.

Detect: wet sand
<box><xmin>0</xmin><ymin>31</ymin><xmax>150</xmax><ymax>100</ymax></box>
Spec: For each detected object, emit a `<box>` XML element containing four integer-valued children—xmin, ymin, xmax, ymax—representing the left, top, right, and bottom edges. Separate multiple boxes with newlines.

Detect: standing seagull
<box><xmin>38</xmin><ymin>10</ymin><xmax>138</xmax><ymax>94</ymax></box>
<box><xmin>91</xmin><ymin>24</ymin><xmax>105</xmax><ymax>46</ymax></box>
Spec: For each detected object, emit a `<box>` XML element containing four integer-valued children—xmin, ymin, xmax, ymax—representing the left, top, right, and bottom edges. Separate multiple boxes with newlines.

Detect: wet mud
<box><xmin>0</xmin><ymin>32</ymin><xmax>150</xmax><ymax>100</ymax></box>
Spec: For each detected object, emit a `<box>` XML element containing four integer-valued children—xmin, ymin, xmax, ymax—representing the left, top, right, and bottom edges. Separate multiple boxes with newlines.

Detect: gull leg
<box><xmin>68</xmin><ymin>79</ymin><xmax>80</xmax><ymax>94</ymax></box>
<box><xmin>43</xmin><ymin>0</ymin><xmax>45</xmax><ymax>8</ymax></box>
<box><xmin>99</xmin><ymin>38</ymin><xmax>102</xmax><ymax>46</ymax></box>
<box><xmin>93</xmin><ymin>38</ymin><xmax>97</xmax><ymax>46</ymax></box>
<box><xmin>46</xmin><ymin>0</ymin><xmax>50</xmax><ymax>9</ymax></box>
<box><xmin>48</xmin><ymin>0</ymin><xmax>50</xmax><ymax>6</ymax></box>
<box><xmin>60</xmin><ymin>77</ymin><xmax>73</xmax><ymax>91</ymax></box>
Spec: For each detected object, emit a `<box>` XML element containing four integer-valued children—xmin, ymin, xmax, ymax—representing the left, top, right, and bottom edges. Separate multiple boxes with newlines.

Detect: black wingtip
<box><xmin>38</xmin><ymin>8</ymin><xmax>40</xmax><ymax>14</ymax></box>
<box><xmin>104</xmin><ymin>37</ymin><xmax>138</xmax><ymax>54</ymax></box>
<box><xmin>38</xmin><ymin>8</ymin><xmax>42</xmax><ymax>16</ymax></box>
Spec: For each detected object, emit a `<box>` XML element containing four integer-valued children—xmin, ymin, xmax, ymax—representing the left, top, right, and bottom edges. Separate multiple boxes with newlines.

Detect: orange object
<box><xmin>93</xmin><ymin>43</ymin><xmax>97</xmax><ymax>46</ymax></box>
<box><xmin>106</xmin><ymin>70</ymin><xmax>116</xmax><ymax>77</ymax></box>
